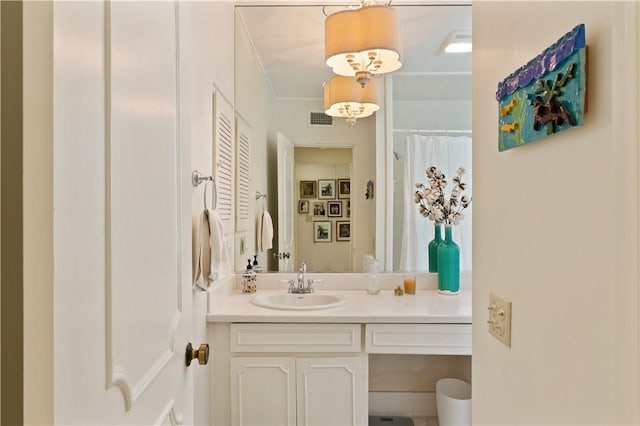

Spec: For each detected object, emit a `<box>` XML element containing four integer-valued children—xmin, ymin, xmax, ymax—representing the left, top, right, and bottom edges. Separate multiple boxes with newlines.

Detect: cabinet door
<box><xmin>231</xmin><ymin>357</ymin><xmax>296</xmax><ymax>426</ymax></box>
<box><xmin>296</xmin><ymin>357</ymin><xmax>366</xmax><ymax>426</ymax></box>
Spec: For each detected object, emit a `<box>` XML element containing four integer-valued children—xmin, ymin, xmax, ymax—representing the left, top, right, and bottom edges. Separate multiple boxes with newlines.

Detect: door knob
<box><xmin>273</xmin><ymin>252</ymin><xmax>291</xmax><ymax>259</ymax></box>
<box><xmin>185</xmin><ymin>342</ymin><xmax>209</xmax><ymax>366</ymax></box>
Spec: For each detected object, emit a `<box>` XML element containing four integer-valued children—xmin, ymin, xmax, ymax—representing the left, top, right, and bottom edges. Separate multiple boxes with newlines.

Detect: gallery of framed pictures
<box><xmin>312</xmin><ymin>220</ymin><xmax>351</xmax><ymax>243</ymax></box>
<box><xmin>299</xmin><ymin>179</ymin><xmax>351</xmax><ymax>243</ymax></box>
<box><xmin>303</xmin><ymin>200</ymin><xmax>349</xmax><ymax>218</ymax></box>
<box><xmin>299</xmin><ymin>179</ymin><xmax>350</xmax><ymax>201</ymax></box>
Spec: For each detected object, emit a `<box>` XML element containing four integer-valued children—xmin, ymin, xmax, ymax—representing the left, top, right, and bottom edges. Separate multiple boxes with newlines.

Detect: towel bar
<box><xmin>192</xmin><ymin>170</ymin><xmax>217</xmax><ymax>210</ymax></box>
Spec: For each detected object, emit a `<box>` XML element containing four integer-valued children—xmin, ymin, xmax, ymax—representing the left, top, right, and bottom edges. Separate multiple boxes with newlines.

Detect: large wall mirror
<box><xmin>234</xmin><ymin>3</ymin><xmax>471</xmax><ymax>273</ymax></box>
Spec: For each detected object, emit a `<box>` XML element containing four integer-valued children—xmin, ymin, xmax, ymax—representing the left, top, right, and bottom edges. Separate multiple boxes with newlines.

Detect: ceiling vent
<box><xmin>309</xmin><ymin>112</ymin><xmax>333</xmax><ymax>127</ymax></box>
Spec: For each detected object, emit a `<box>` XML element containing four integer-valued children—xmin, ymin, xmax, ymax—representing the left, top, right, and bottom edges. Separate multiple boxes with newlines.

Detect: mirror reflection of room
<box><xmin>235</xmin><ymin>5</ymin><xmax>471</xmax><ymax>273</ymax></box>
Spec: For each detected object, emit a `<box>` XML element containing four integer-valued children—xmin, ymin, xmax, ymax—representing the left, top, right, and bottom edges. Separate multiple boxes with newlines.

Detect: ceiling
<box><xmin>236</xmin><ymin>4</ymin><xmax>472</xmax><ymax>101</ymax></box>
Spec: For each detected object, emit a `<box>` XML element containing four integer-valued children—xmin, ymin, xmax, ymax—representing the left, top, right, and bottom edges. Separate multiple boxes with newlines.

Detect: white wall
<box><xmin>393</xmin><ymin>100</ymin><xmax>472</xmax><ymax>132</ymax></box>
<box><xmin>180</xmin><ymin>3</ymin><xmax>235</xmax><ymax>425</ymax></box>
<box><xmin>234</xmin><ymin>8</ymin><xmax>275</xmax><ymax>272</ymax></box>
<box><xmin>472</xmin><ymin>2</ymin><xmax>638</xmax><ymax>424</ymax></box>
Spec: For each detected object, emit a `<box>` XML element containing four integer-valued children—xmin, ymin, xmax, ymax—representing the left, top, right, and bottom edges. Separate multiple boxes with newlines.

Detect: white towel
<box><xmin>193</xmin><ymin>210</ymin><xmax>212</xmax><ymax>291</ymax></box>
<box><xmin>209</xmin><ymin>209</ymin><xmax>231</xmax><ymax>281</ymax></box>
<box><xmin>258</xmin><ymin>210</ymin><xmax>274</xmax><ymax>252</ymax></box>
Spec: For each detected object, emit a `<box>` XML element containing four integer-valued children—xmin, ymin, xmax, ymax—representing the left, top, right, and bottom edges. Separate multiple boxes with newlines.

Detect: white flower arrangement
<box><xmin>414</xmin><ymin>166</ymin><xmax>472</xmax><ymax>225</ymax></box>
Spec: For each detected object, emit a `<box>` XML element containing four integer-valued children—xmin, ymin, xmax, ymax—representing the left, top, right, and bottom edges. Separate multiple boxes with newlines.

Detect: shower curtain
<box><xmin>399</xmin><ymin>133</ymin><xmax>472</xmax><ymax>272</ymax></box>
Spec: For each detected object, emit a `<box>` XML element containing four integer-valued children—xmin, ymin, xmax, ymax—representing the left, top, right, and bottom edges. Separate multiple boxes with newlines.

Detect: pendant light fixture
<box><xmin>324</xmin><ymin>2</ymin><xmax>402</xmax><ymax>87</ymax></box>
<box><xmin>323</xmin><ymin>75</ymin><xmax>380</xmax><ymax>127</ymax></box>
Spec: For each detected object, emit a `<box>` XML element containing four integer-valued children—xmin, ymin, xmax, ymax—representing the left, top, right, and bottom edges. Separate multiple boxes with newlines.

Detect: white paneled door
<box><xmin>277</xmin><ymin>132</ymin><xmax>295</xmax><ymax>272</ymax></box>
<box><xmin>54</xmin><ymin>2</ymin><xmax>196</xmax><ymax>424</ymax></box>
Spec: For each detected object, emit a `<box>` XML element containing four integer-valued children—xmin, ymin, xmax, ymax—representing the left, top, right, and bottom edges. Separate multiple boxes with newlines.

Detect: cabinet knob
<box><xmin>185</xmin><ymin>342</ymin><xmax>209</xmax><ymax>366</ymax></box>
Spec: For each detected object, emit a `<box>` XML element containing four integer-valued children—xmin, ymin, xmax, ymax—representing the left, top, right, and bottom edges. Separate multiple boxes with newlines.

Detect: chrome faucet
<box><xmin>288</xmin><ymin>261</ymin><xmax>314</xmax><ymax>294</ymax></box>
<box><xmin>297</xmin><ymin>262</ymin><xmax>307</xmax><ymax>291</ymax></box>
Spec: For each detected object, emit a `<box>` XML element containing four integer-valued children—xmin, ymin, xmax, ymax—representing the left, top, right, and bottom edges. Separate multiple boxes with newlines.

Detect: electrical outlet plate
<box><xmin>487</xmin><ymin>292</ymin><xmax>512</xmax><ymax>347</ymax></box>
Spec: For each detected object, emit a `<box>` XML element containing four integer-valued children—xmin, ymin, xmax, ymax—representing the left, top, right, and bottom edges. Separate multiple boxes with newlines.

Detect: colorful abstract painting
<box><xmin>497</xmin><ymin>24</ymin><xmax>586</xmax><ymax>152</ymax></box>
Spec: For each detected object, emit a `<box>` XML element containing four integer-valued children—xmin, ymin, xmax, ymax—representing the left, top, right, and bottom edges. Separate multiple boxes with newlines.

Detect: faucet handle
<box><xmin>307</xmin><ymin>278</ymin><xmax>322</xmax><ymax>293</ymax></box>
<box><xmin>280</xmin><ymin>279</ymin><xmax>296</xmax><ymax>293</ymax></box>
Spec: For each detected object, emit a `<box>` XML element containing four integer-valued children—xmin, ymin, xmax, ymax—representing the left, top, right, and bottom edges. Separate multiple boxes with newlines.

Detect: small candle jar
<box><xmin>403</xmin><ymin>275</ymin><xmax>416</xmax><ymax>295</ymax></box>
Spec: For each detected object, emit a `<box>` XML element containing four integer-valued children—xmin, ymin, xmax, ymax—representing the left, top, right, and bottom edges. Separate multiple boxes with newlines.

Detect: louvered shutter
<box><xmin>213</xmin><ymin>91</ymin><xmax>234</xmax><ymax>236</ymax></box>
<box><xmin>236</xmin><ymin>116</ymin><xmax>250</xmax><ymax>231</ymax></box>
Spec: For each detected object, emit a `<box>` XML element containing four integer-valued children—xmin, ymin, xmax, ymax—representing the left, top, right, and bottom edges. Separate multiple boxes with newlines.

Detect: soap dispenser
<box><xmin>252</xmin><ymin>255</ymin><xmax>262</xmax><ymax>273</ymax></box>
<box><xmin>242</xmin><ymin>260</ymin><xmax>257</xmax><ymax>293</ymax></box>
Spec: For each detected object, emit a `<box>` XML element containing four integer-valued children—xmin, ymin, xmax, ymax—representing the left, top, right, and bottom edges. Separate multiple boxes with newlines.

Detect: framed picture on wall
<box><xmin>336</xmin><ymin>221</ymin><xmax>350</xmax><ymax>241</ymax></box>
<box><xmin>300</xmin><ymin>180</ymin><xmax>317</xmax><ymax>198</ymax></box>
<box><xmin>313</xmin><ymin>202</ymin><xmax>326</xmax><ymax>216</ymax></box>
<box><xmin>317</xmin><ymin>179</ymin><xmax>336</xmax><ymax>200</ymax></box>
<box><xmin>298</xmin><ymin>200</ymin><xmax>309</xmax><ymax>214</ymax></box>
<box><xmin>338</xmin><ymin>179</ymin><xmax>351</xmax><ymax>199</ymax></box>
<box><xmin>346</xmin><ymin>200</ymin><xmax>351</xmax><ymax>218</ymax></box>
<box><xmin>313</xmin><ymin>221</ymin><xmax>332</xmax><ymax>243</ymax></box>
<box><xmin>327</xmin><ymin>201</ymin><xmax>342</xmax><ymax>217</ymax></box>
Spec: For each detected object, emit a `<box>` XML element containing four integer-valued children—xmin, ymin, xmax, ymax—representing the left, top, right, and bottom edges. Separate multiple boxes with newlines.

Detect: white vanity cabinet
<box><xmin>221</xmin><ymin>323</ymin><xmax>367</xmax><ymax>426</ymax></box>
<box><xmin>365</xmin><ymin>323</ymin><xmax>472</xmax><ymax>355</ymax></box>
<box><xmin>230</xmin><ymin>356</ymin><xmax>296</xmax><ymax>425</ymax></box>
<box><xmin>231</xmin><ymin>356</ymin><xmax>365</xmax><ymax>426</ymax></box>
<box><xmin>208</xmin><ymin>290</ymin><xmax>473</xmax><ymax>425</ymax></box>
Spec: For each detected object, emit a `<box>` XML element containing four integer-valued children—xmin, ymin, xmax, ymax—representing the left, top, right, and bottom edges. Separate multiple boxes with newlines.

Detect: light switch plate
<box><xmin>487</xmin><ymin>292</ymin><xmax>512</xmax><ymax>347</ymax></box>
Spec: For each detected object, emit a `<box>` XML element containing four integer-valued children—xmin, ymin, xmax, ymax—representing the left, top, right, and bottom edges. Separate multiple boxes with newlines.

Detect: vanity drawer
<box><xmin>230</xmin><ymin>323</ymin><xmax>362</xmax><ymax>353</ymax></box>
<box><xmin>365</xmin><ymin>324</ymin><xmax>471</xmax><ymax>355</ymax></box>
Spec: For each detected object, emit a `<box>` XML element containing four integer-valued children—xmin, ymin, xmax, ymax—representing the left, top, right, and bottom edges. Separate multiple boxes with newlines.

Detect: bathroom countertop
<box><xmin>206</xmin><ymin>289</ymin><xmax>471</xmax><ymax>324</ymax></box>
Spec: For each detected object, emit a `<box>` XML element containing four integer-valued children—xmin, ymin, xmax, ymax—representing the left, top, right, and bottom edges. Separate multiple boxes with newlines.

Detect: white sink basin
<box><xmin>251</xmin><ymin>293</ymin><xmax>347</xmax><ymax>311</ymax></box>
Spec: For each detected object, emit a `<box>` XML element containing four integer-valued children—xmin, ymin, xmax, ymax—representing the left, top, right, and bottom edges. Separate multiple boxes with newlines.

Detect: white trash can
<box><xmin>436</xmin><ymin>378</ymin><xmax>471</xmax><ymax>426</ymax></box>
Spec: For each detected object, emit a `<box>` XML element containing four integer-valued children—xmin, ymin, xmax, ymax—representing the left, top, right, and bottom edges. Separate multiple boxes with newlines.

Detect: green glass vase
<box><xmin>437</xmin><ymin>225</ymin><xmax>460</xmax><ymax>294</ymax></box>
<box><xmin>428</xmin><ymin>223</ymin><xmax>443</xmax><ymax>272</ymax></box>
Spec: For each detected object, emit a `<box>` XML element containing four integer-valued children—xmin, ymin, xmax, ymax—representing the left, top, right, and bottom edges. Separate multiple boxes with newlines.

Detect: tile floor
<box><xmin>410</xmin><ymin>416</ymin><xmax>439</xmax><ymax>426</ymax></box>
